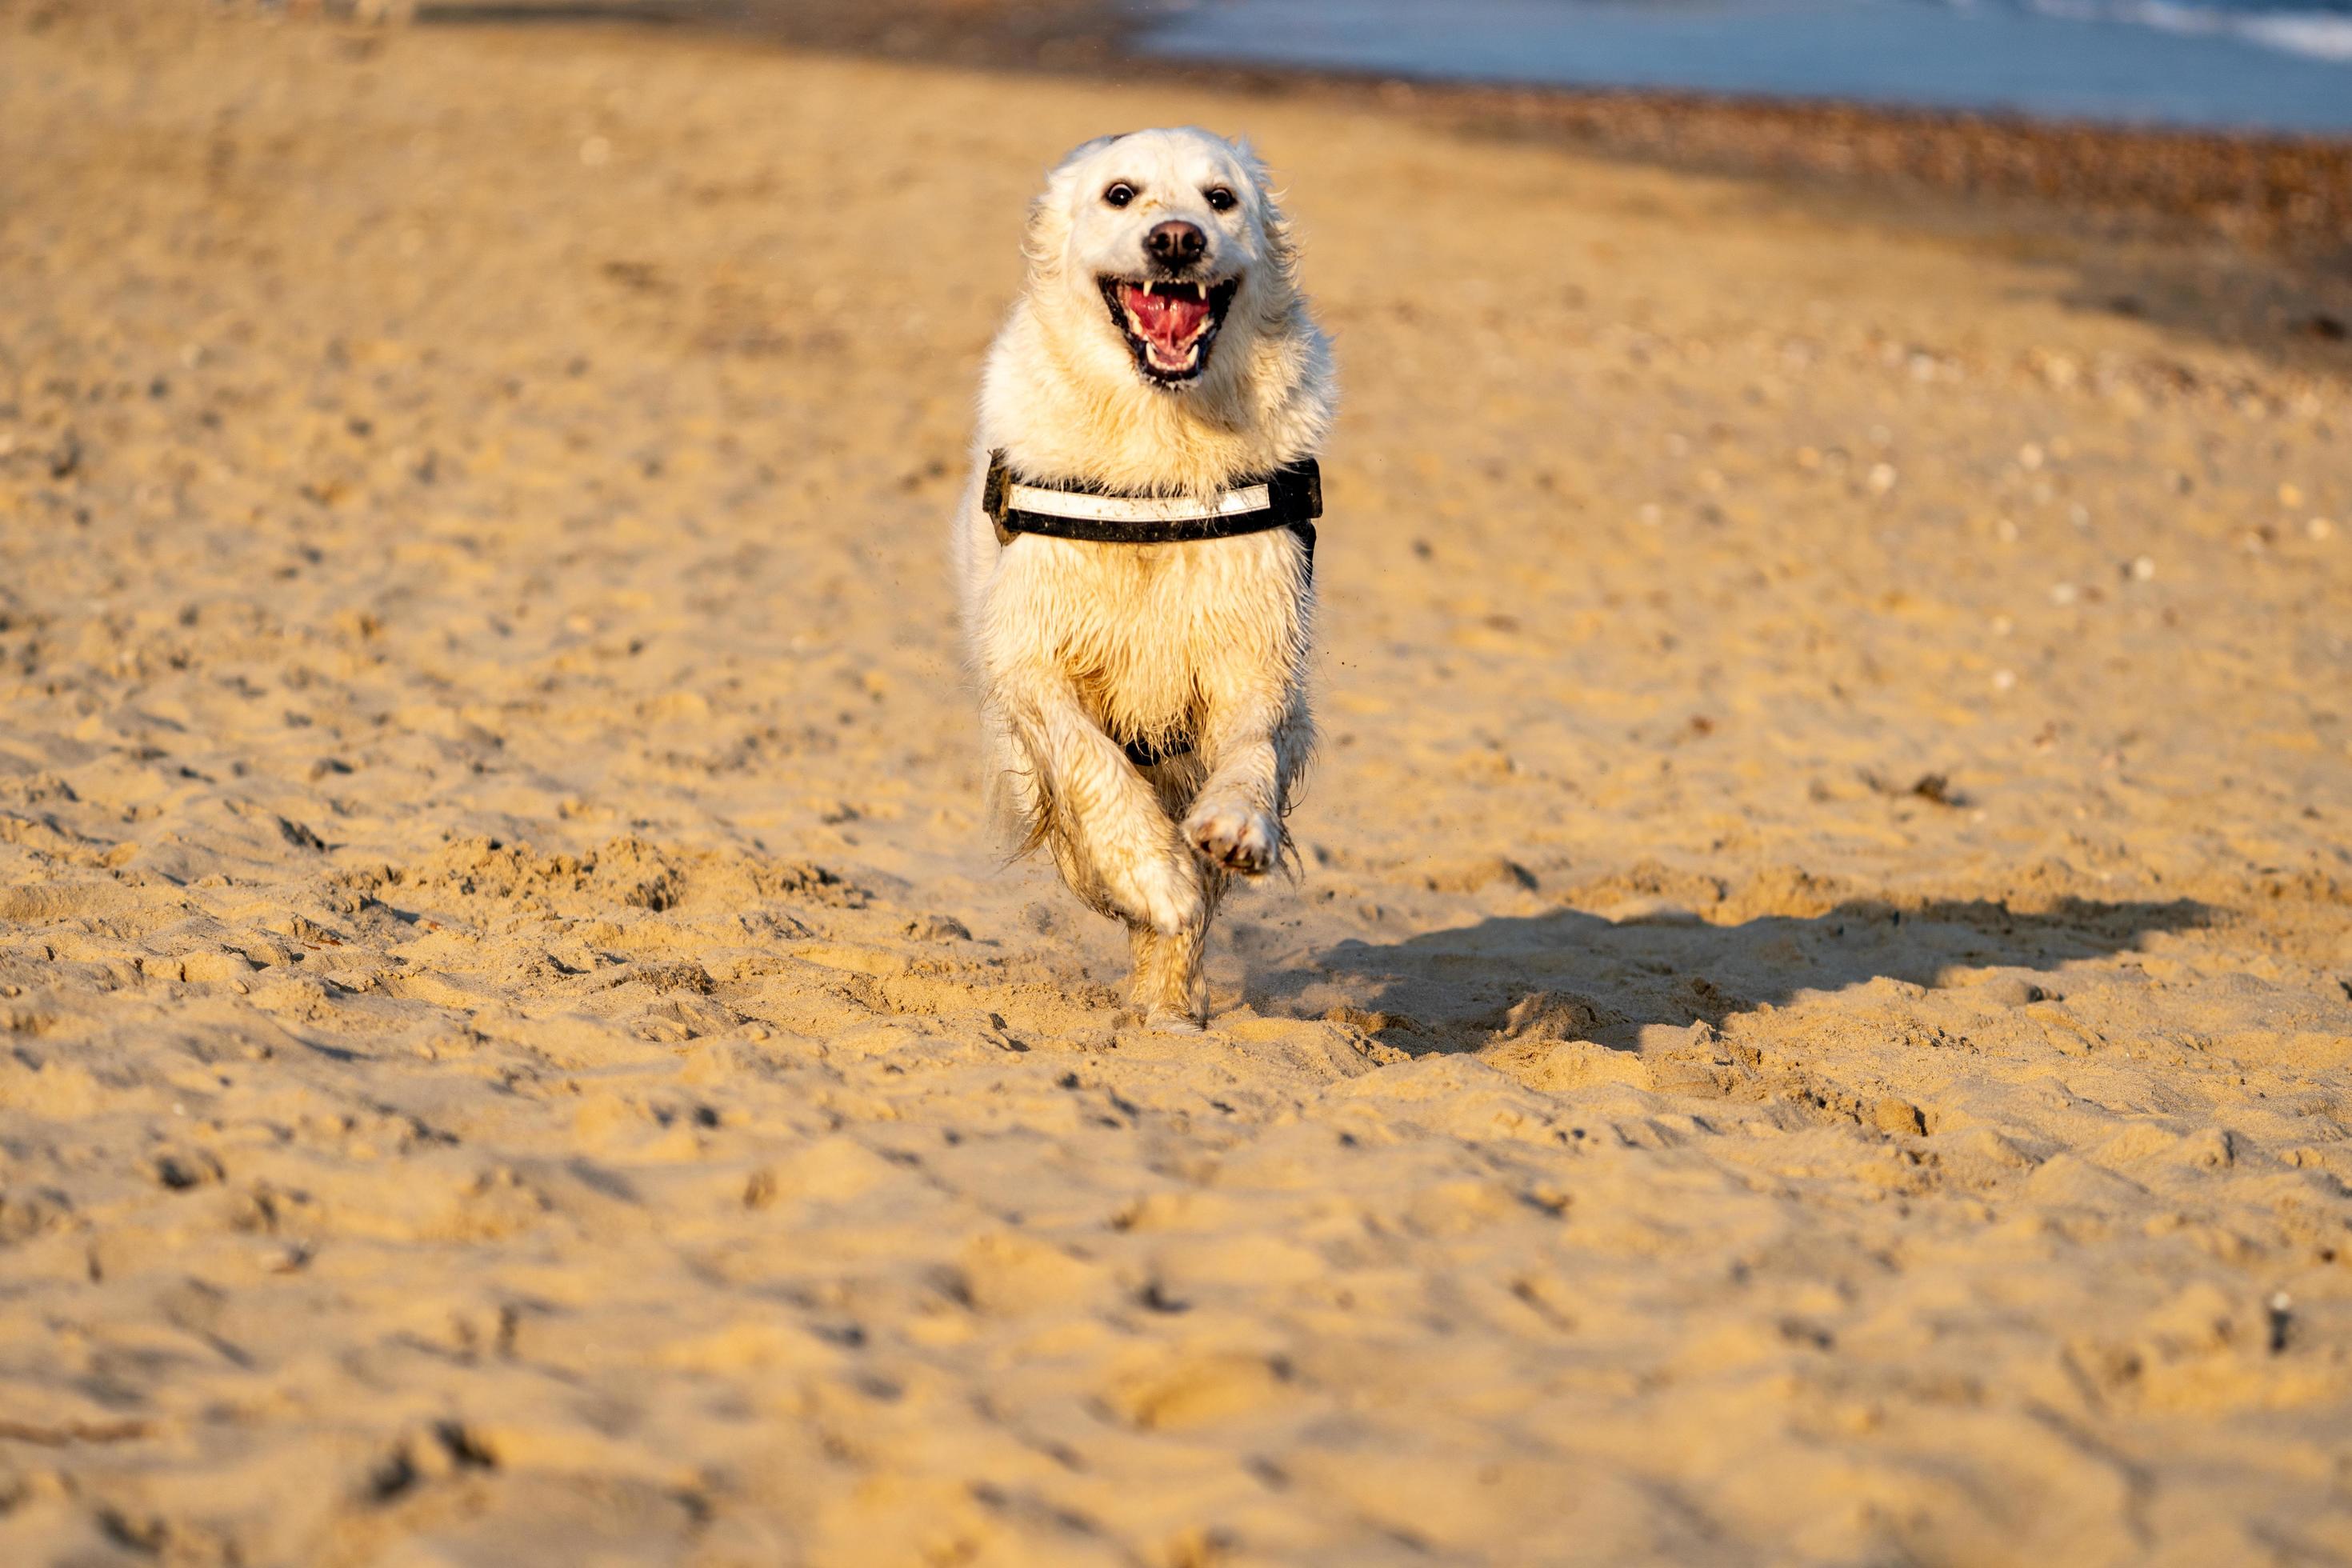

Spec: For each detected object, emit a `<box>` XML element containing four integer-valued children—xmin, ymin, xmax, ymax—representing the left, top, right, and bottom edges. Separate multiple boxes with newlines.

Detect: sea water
<box><xmin>1132</xmin><ymin>0</ymin><xmax>2352</xmax><ymax>134</ymax></box>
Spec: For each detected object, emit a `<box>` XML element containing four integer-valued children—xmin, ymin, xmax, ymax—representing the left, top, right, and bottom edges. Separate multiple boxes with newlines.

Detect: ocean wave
<box><xmin>1988</xmin><ymin>0</ymin><xmax>2352</xmax><ymax>62</ymax></box>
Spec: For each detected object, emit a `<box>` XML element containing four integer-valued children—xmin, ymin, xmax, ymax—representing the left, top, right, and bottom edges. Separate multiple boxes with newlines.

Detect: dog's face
<box><xmin>1026</xmin><ymin>128</ymin><xmax>1294</xmax><ymax>392</ymax></box>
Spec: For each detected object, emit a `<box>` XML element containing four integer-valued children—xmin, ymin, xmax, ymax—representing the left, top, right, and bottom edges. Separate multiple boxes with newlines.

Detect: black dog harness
<box><xmin>985</xmin><ymin>450</ymin><xmax>1320</xmax><ymax>560</ymax></box>
<box><xmin>982</xmin><ymin>449</ymin><xmax>1322</xmax><ymax>767</ymax></box>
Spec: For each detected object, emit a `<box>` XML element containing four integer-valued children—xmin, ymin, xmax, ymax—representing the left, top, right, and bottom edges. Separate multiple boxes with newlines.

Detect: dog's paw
<box><xmin>1184</xmin><ymin>798</ymin><xmax>1279</xmax><ymax>876</ymax></box>
<box><xmin>1118</xmin><ymin>851</ymin><xmax>1206</xmax><ymax>938</ymax></box>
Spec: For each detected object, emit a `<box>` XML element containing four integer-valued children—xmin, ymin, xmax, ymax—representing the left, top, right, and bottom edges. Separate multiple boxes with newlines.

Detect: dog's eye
<box><xmin>1102</xmin><ymin>182</ymin><xmax>1137</xmax><ymax>208</ymax></box>
<box><xmin>1204</xmin><ymin>186</ymin><xmax>1237</xmax><ymax>213</ymax></box>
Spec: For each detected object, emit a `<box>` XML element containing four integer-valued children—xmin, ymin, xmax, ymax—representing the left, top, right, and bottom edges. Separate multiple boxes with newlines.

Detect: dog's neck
<box><xmin>981</xmin><ymin>294</ymin><xmax>1333</xmax><ymax>498</ymax></box>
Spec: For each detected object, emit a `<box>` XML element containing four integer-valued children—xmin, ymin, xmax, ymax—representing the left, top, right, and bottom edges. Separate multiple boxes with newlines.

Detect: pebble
<box><xmin>2310</xmin><ymin>518</ymin><xmax>2336</xmax><ymax>542</ymax></box>
<box><xmin>2018</xmin><ymin>442</ymin><xmax>2045</xmax><ymax>470</ymax></box>
<box><xmin>1992</xmin><ymin>669</ymin><xmax>2018</xmax><ymax>692</ymax></box>
<box><xmin>1867</xmin><ymin>462</ymin><xmax>1897</xmax><ymax>494</ymax></box>
<box><xmin>2129</xmin><ymin>555</ymin><xmax>2156</xmax><ymax>582</ymax></box>
<box><xmin>2050</xmin><ymin>582</ymin><xmax>2078</xmax><ymax>606</ymax></box>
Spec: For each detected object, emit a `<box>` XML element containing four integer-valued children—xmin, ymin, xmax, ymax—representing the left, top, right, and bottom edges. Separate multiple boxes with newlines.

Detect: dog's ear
<box><xmin>1022</xmin><ymin>133</ymin><xmax>1126</xmax><ymax>278</ymax></box>
<box><xmin>1055</xmin><ymin>133</ymin><xmax>1126</xmax><ymax>170</ymax></box>
<box><xmin>1021</xmin><ymin>186</ymin><xmax>1071</xmax><ymax>279</ymax></box>
<box><xmin>1226</xmin><ymin>137</ymin><xmax>1301</xmax><ymax>295</ymax></box>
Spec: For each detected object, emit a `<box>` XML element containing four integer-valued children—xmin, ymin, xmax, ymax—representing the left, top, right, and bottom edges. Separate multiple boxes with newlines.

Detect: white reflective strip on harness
<box><xmin>1003</xmin><ymin>481</ymin><xmax>1273</xmax><ymax>525</ymax></box>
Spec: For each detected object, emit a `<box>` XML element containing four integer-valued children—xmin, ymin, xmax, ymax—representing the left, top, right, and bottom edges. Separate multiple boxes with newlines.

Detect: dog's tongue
<box><xmin>1122</xmin><ymin>283</ymin><xmax>1211</xmax><ymax>354</ymax></box>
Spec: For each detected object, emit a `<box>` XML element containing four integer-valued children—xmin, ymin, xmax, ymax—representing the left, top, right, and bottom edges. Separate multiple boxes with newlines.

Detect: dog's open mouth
<box><xmin>1100</xmin><ymin>276</ymin><xmax>1241</xmax><ymax>384</ymax></box>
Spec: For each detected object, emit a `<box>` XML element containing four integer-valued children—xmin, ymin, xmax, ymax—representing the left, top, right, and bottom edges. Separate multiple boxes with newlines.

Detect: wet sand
<box><xmin>3</xmin><ymin>3</ymin><xmax>2350</xmax><ymax>1563</ymax></box>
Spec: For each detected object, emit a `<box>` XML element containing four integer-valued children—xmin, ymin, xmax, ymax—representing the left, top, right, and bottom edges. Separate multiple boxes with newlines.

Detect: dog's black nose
<box><xmin>1145</xmin><ymin>220</ymin><xmax>1206</xmax><ymax>268</ymax></box>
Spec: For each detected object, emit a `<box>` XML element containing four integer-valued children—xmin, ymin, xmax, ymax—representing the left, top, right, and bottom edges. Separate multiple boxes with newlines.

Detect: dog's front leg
<box><xmin>998</xmin><ymin>670</ymin><xmax>1206</xmax><ymax>945</ymax></box>
<box><xmin>1182</xmin><ymin>685</ymin><xmax>1309</xmax><ymax>878</ymax></box>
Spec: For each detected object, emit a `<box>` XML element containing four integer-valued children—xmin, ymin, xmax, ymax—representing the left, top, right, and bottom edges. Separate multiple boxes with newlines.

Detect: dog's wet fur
<box><xmin>950</xmin><ymin>128</ymin><xmax>1337</xmax><ymax>1029</ymax></box>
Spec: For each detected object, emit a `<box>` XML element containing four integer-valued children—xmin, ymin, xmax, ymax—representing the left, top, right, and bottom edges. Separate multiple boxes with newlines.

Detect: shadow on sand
<box><xmin>1262</xmin><ymin>896</ymin><xmax>2211</xmax><ymax>1054</ymax></box>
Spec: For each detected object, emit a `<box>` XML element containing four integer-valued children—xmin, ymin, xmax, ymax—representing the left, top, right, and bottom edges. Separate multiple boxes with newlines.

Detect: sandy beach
<box><xmin>3</xmin><ymin>2</ymin><xmax>2350</xmax><ymax>1562</ymax></box>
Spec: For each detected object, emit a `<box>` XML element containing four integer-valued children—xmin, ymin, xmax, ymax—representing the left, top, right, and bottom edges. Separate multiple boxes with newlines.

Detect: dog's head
<box><xmin>1023</xmin><ymin>127</ymin><xmax>1299</xmax><ymax>393</ymax></box>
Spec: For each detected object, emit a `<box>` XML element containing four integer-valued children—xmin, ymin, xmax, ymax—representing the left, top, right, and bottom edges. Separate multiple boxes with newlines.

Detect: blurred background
<box><xmin>324</xmin><ymin>0</ymin><xmax>2352</xmax><ymax>134</ymax></box>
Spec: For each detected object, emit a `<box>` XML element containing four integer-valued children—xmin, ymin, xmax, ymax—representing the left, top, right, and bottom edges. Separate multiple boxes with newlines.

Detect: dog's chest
<box><xmin>992</xmin><ymin>530</ymin><xmax>1307</xmax><ymax>737</ymax></box>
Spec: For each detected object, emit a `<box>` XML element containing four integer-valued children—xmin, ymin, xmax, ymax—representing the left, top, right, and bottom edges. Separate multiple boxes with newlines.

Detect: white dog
<box><xmin>951</xmin><ymin>128</ymin><xmax>1336</xmax><ymax>1030</ymax></box>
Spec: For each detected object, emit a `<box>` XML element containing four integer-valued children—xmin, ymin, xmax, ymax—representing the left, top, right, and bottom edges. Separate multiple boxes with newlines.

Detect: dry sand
<box><xmin>4</xmin><ymin>5</ymin><xmax>2352</xmax><ymax>1563</ymax></box>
